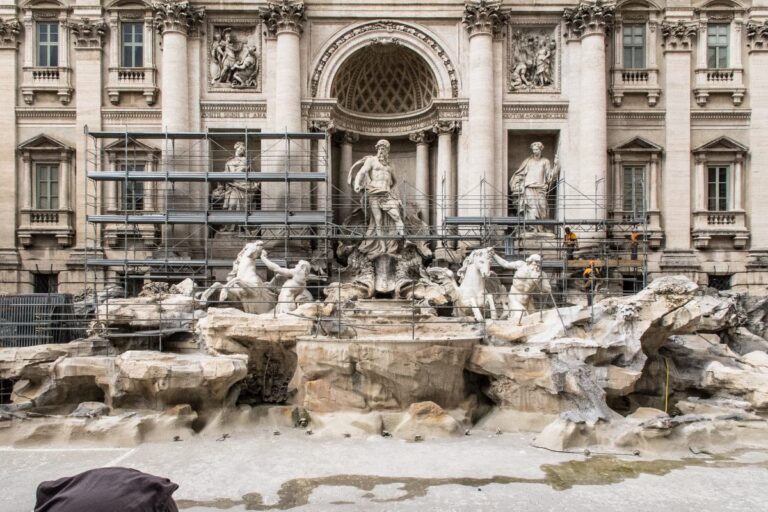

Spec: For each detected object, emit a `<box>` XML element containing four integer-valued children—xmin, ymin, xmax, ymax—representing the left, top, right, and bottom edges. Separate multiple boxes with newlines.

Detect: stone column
<box><xmin>660</xmin><ymin>20</ymin><xmax>697</xmax><ymax>253</ymax></box>
<box><xmin>747</xmin><ymin>19</ymin><xmax>768</xmax><ymax>268</ymax></box>
<box><xmin>59</xmin><ymin>153</ymin><xmax>70</xmax><ymax>211</ymax></box>
<box><xmin>409</xmin><ymin>130</ymin><xmax>432</xmax><ymax>222</ymax></box>
<box><xmin>694</xmin><ymin>154</ymin><xmax>706</xmax><ymax>211</ymax></box>
<box><xmin>563</xmin><ymin>2</ymin><xmax>614</xmax><ymax>224</ymax></box>
<box><xmin>70</xmin><ymin>16</ymin><xmax>108</xmax><ymax>274</ymax></box>
<box><xmin>734</xmin><ymin>154</ymin><xmax>743</xmax><ymax>211</ymax></box>
<box><xmin>461</xmin><ymin>1</ymin><xmax>504</xmax><ymax>216</ymax></box>
<box><xmin>261</xmin><ymin>0</ymin><xmax>306</xmax><ymax>210</ymax></box>
<box><xmin>649</xmin><ymin>154</ymin><xmax>659</xmax><ymax>212</ymax></box>
<box><xmin>0</xmin><ymin>18</ymin><xmax>21</xmax><ymax>283</ymax></box>
<box><xmin>338</xmin><ymin>131</ymin><xmax>358</xmax><ymax>224</ymax></box>
<box><xmin>433</xmin><ymin>121</ymin><xmax>459</xmax><ymax>234</ymax></box>
<box><xmin>151</xmin><ymin>1</ymin><xmax>204</xmax><ymax>246</ymax></box>
<box><xmin>20</xmin><ymin>155</ymin><xmax>32</xmax><ymax>210</ymax></box>
<box><xmin>310</xmin><ymin>120</ymin><xmax>334</xmax><ymax>212</ymax></box>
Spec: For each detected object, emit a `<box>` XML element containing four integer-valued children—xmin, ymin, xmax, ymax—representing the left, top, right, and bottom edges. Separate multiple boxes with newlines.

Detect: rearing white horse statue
<box><xmin>427</xmin><ymin>247</ymin><xmax>499</xmax><ymax>321</ymax></box>
<box><xmin>200</xmin><ymin>241</ymin><xmax>276</xmax><ymax>314</ymax></box>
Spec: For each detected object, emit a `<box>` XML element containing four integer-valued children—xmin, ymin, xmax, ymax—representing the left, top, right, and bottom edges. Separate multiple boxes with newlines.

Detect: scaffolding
<box><xmin>8</xmin><ymin>128</ymin><xmax>648</xmax><ymax>348</ymax></box>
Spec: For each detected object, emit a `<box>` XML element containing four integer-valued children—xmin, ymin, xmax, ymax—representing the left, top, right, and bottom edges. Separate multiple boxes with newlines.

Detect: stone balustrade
<box><xmin>17</xmin><ymin>209</ymin><xmax>74</xmax><ymax>248</ymax></box>
<box><xmin>693</xmin><ymin>67</ymin><xmax>745</xmax><ymax>106</ymax></box>
<box><xmin>21</xmin><ymin>66</ymin><xmax>72</xmax><ymax>105</ymax></box>
<box><xmin>107</xmin><ymin>66</ymin><xmax>158</xmax><ymax>105</ymax></box>
<box><xmin>692</xmin><ymin>210</ymin><xmax>749</xmax><ymax>249</ymax></box>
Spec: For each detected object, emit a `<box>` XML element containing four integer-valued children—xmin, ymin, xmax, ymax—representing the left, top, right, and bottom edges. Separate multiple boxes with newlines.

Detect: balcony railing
<box><xmin>21</xmin><ymin>67</ymin><xmax>72</xmax><ymax>105</ymax></box>
<box><xmin>692</xmin><ymin>210</ymin><xmax>749</xmax><ymax>249</ymax></box>
<box><xmin>17</xmin><ymin>209</ymin><xmax>74</xmax><ymax>248</ymax></box>
<box><xmin>107</xmin><ymin>67</ymin><xmax>158</xmax><ymax>106</ymax></box>
<box><xmin>610</xmin><ymin>67</ymin><xmax>660</xmax><ymax>107</ymax></box>
<box><xmin>693</xmin><ymin>68</ymin><xmax>745</xmax><ymax>106</ymax></box>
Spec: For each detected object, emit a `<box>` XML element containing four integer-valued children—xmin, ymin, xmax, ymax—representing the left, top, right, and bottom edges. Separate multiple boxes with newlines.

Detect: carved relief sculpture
<box><xmin>209</xmin><ymin>26</ymin><xmax>261</xmax><ymax>88</ymax></box>
<box><xmin>509</xmin><ymin>142</ymin><xmax>560</xmax><ymax>231</ymax></box>
<box><xmin>508</xmin><ymin>28</ymin><xmax>557</xmax><ymax>91</ymax></box>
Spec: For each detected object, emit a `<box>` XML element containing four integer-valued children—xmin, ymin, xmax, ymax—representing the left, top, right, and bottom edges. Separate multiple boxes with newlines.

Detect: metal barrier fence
<box><xmin>0</xmin><ymin>294</ymin><xmax>85</xmax><ymax>348</ymax></box>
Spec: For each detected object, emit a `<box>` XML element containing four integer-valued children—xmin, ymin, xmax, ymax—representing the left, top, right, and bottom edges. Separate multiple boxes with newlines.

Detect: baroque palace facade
<box><xmin>1</xmin><ymin>0</ymin><xmax>768</xmax><ymax>294</ymax></box>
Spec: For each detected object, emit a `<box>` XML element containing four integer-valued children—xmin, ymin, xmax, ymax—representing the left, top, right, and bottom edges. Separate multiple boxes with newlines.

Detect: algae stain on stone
<box><xmin>176</xmin><ymin>454</ymin><xmax>768</xmax><ymax>510</ymax></box>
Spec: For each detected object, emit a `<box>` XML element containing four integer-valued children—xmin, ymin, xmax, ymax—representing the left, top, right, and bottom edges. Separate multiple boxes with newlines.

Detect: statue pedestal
<box><xmin>514</xmin><ymin>231</ymin><xmax>561</xmax><ymax>260</ymax></box>
<box><xmin>373</xmin><ymin>254</ymin><xmax>397</xmax><ymax>294</ymax></box>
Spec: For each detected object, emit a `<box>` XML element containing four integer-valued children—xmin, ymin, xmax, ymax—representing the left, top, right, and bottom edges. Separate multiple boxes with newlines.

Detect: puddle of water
<box><xmin>176</xmin><ymin>452</ymin><xmax>768</xmax><ymax>510</ymax></box>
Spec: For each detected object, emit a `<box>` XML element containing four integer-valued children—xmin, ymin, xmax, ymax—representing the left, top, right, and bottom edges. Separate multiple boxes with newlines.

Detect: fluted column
<box><xmin>433</xmin><ymin>121</ymin><xmax>459</xmax><ymax>234</ymax></box>
<box><xmin>747</xmin><ymin>19</ymin><xmax>768</xmax><ymax>264</ymax></box>
<box><xmin>461</xmin><ymin>1</ymin><xmax>504</xmax><ymax>216</ymax></box>
<box><xmin>409</xmin><ymin>130</ymin><xmax>432</xmax><ymax>222</ymax></box>
<box><xmin>563</xmin><ymin>1</ymin><xmax>614</xmax><ymax>224</ymax></box>
<box><xmin>338</xmin><ymin>131</ymin><xmax>358</xmax><ymax>224</ymax></box>
<box><xmin>0</xmin><ymin>18</ymin><xmax>21</xmax><ymax>280</ymax></box>
<box><xmin>661</xmin><ymin>19</ymin><xmax>698</xmax><ymax>251</ymax></box>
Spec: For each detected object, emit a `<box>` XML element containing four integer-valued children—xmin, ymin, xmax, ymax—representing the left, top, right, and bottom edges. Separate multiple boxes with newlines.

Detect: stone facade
<box><xmin>2</xmin><ymin>0</ymin><xmax>768</xmax><ymax>293</ymax></box>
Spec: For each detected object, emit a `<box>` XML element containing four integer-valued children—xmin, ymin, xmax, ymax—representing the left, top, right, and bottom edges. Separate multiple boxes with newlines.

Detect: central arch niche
<box><xmin>330</xmin><ymin>44</ymin><xmax>438</xmax><ymax>116</ymax></box>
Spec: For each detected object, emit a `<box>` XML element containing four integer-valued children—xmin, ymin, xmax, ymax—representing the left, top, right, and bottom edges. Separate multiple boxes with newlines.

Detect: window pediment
<box><xmin>18</xmin><ymin>134</ymin><xmax>73</xmax><ymax>155</ymax></box>
<box><xmin>611</xmin><ymin>136</ymin><xmax>663</xmax><ymax>154</ymax></box>
<box><xmin>693</xmin><ymin>136</ymin><xmax>748</xmax><ymax>155</ymax></box>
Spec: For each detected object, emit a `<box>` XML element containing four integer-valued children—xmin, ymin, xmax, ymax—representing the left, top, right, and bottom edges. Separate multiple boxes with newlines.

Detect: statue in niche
<box><xmin>217</xmin><ymin>142</ymin><xmax>259</xmax><ymax>231</ymax></box>
<box><xmin>348</xmin><ymin>139</ymin><xmax>409</xmax><ymax>259</ymax></box>
<box><xmin>509</xmin><ymin>29</ymin><xmax>557</xmax><ymax>91</ymax></box>
<box><xmin>260</xmin><ymin>250</ymin><xmax>313</xmax><ymax>314</ymax></box>
<box><xmin>509</xmin><ymin>142</ymin><xmax>559</xmax><ymax>231</ymax></box>
<box><xmin>210</xmin><ymin>27</ymin><xmax>260</xmax><ymax>88</ymax></box>
<box><xmin>492</xmin><ymin>252</ymin><xmax>551</xmax><ymax>319</ymax></box>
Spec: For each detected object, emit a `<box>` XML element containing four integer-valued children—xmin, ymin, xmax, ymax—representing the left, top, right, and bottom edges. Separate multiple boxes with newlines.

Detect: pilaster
<box><xmin>658</xmin><ymin>16</ymin><xmax>697</xmax><ymax>270</ymax></box>
<box><xmin>0</xmin><ymin>18</ymin><xmax>21</xmax><ymax>281</ymax></box>
<box><xmin>747</xmin><ymin>18</ymin><xmax>768</xmax><ymax>262</ymax></box>
<box><xmin>409</xmin><ymin>130</ymin><xmax>433</xmax><ymax>221</ymax></box>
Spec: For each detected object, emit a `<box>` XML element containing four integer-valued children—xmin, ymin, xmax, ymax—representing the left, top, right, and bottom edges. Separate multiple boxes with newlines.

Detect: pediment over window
<box><xmin>17</xmin><ymin>134</ymin><xmax>73</xmax><ymax>154</ymax></box>
<box><xmin>103</xmin><ymin>138</ymin><xmax>159</xmax><ymax>155</ymax></box>
<box><xmin>693</xmin><ymin>136</ymin><xmax>748</xmax><ymax>155</ymax></box>
<box><xmin>610</xmin><ymin>136</ymin><xmax>663</xmax><ymax>154</ymax></box>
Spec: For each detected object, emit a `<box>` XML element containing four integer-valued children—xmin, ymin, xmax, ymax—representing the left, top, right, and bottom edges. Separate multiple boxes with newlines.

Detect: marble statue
<box><xmin>509</xmin><ymin>142</ymin><xmax>559</xmax><ymax>230</ymax></box>
<box><xmin>492</xmin><ymin>252</ymin><xmax>551</xmax><ymax>318</ymax></box>
<box><xmin>218</xmin><ymin>143</ymin><xmax>259</xmax><ymax>226</ymax></box>
<box><xmin>200</xmin><ymin>241</ymin><xmax>276</xmax><ymax>314</ymax></box>
<box><xmin>427</xmin><ymin>247</ymin><xmax>499</xmax><ymax>321</ymax></box>
<box><xmin>348</xmin><ymin>139</ymin><xmax>408</xmax><ymax>258</ymax></box>
<box><xmin>260</xmin><ymin>250</ymin><xmax>312</xmax><ymax>314</ymax></box>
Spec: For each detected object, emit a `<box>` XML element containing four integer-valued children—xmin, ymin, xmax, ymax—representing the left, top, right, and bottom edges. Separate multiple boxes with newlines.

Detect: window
<box><xmin>33</xmin><ymin>272</ymin><xmax>58</xmax><ymax>294</ymax></box>
<box><xmin>708</xmin><ymin>274</ymin><xmax>732</xmax><ymax>291</ymax></box>
<box><xmin>36</xmin><ymin>164</ymin><xmax>59</xmax><ymax>210</ymax></box>
<box><xmin>707</xmin><ymin>24</ymin><xmax>729</xmax><ymax>68</ymax></box>
<box><xmin>622</xmin><ymin>165</ymin><xmax>645</xmax><ymax>215</ymax></box>
<box><xmin>120</xmin><ymin>163</ymin><xmax>145</xmax><ymax>211</ymax></box>
<box><xmin>36</xmin><ymin>22</ymin><xmax>59</xmax><ymax>67</ymax></box>
<box><xmin>622</xmin><ymin>24</ymin><xmax>645</xmax><ymax>69</ymax></box>
<box><xmin>708</xmin><ymin>165</ymin><xmax>730</xmax><ymax>211</ymax></box>
<box><xmin>121</xmin><ymin>22</ymin><xmax>144</xmax><ymax>68</ymax></box>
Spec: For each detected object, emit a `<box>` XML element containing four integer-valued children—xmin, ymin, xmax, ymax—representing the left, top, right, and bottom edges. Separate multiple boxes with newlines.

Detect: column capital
<box><xmin>341</xmin><ymin>131</ymin><xmax>359</xmax><ymax>145</ymax></box>
<box><xmin>562</xmin><ymin>0</ymin><xmax>615</xmax><ymax>40</ymax></box>
<box><xmin>150</xmin><ymin>0</ymin><xmax>205</xmax><ymax>36</ymax></box>
<box><xmin>0</xmin><ymin>18</ymin><xmax>21</xmax><ymax>49</ymax></box>
<box><xmin>67</xmin><ymin>18</ymin><xmax>108</xmax><ymax>50</ymax></box>
<box><xmin>462</xmin><ymin>1</ymin><xmax>506</xmax><ymax>38</ymax></box>
<box><xmin>309</xmin><ymin>119</ymin><xmax>335</xmax><ymax>134</ymax></box>
<box><xmin>661</xmin><ymin>20</ymin><xmax>698</xmax><ymax>51</ymax></box>
<box><xmin>433</xmin><ymin>120</ymin><xmax>461</xmax><ymax>135</ymax></box>
<box><xmin>260</xmin><ymin>1</ymin><xmax>306</xmax><ymax>37</ymax></box>
<box><xmin>409</xmin><ymin>130</ymin><xmax>434</xmax><ymax>145</ymax></box>
<box><xmin>747</xmin><ymin>19</ymin><xmax>768</xmax><ymax>52</ymax></box>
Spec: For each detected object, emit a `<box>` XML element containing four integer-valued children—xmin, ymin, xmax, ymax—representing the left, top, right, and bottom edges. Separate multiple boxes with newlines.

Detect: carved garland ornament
<box><xmin>0</xmin><ymin>18</ymin><xmax>21</xmax><ymax>48</ymax></box>
<box><xmin>562</xmin><ymin>0</ymin><xmax>616</xmax><ymax>38</ymax></box>
<box><xmin>310</xmin><ymin>21</ymin><xmax>459</xmax><ymax>98</ymax></box>
<box><xmin>747</xmin><ymin>20</ymin><xmax>768</xmax><ymax>50</ymax></box>
<box><xmin>150</xmin><ymin>0</ymin><xmax>205</xmax><ymax>36</ymax></box>
<box><xmin>260</xmin><ymin>0</ymin><xmax>306</xmax><ymax>36</ymax></box>
<box><xmin>462</xmin><ymin>1</ymin><xmax>507</xmax><ymax>37</ymax></box>
<box><xmin>68</xmin><ymin>18</ymin><xmax>108</xmax><ymax>48</ymax></box>
<box><xmin>660</xmin><ymin>20</ymin><xmax>698</xmax><ymax>49</ymax></box>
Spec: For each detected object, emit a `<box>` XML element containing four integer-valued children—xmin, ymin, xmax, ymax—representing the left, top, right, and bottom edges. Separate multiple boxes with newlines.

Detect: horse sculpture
<box><xmin>200</xmin><ymin>241</ymin><xmax>276</xmax><ymax>314</ymax></box>
<box><xmin>427</xmin><ymin>247</ymin><xmax>503</xmax><ymax>321</ymax></box>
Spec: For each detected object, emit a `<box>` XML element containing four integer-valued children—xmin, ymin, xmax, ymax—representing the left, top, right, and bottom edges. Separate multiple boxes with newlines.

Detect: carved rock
<box><xmin>392</xmin><ymin>401</ymin><xmax>463</xmax><ymax>439</ymax></box>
